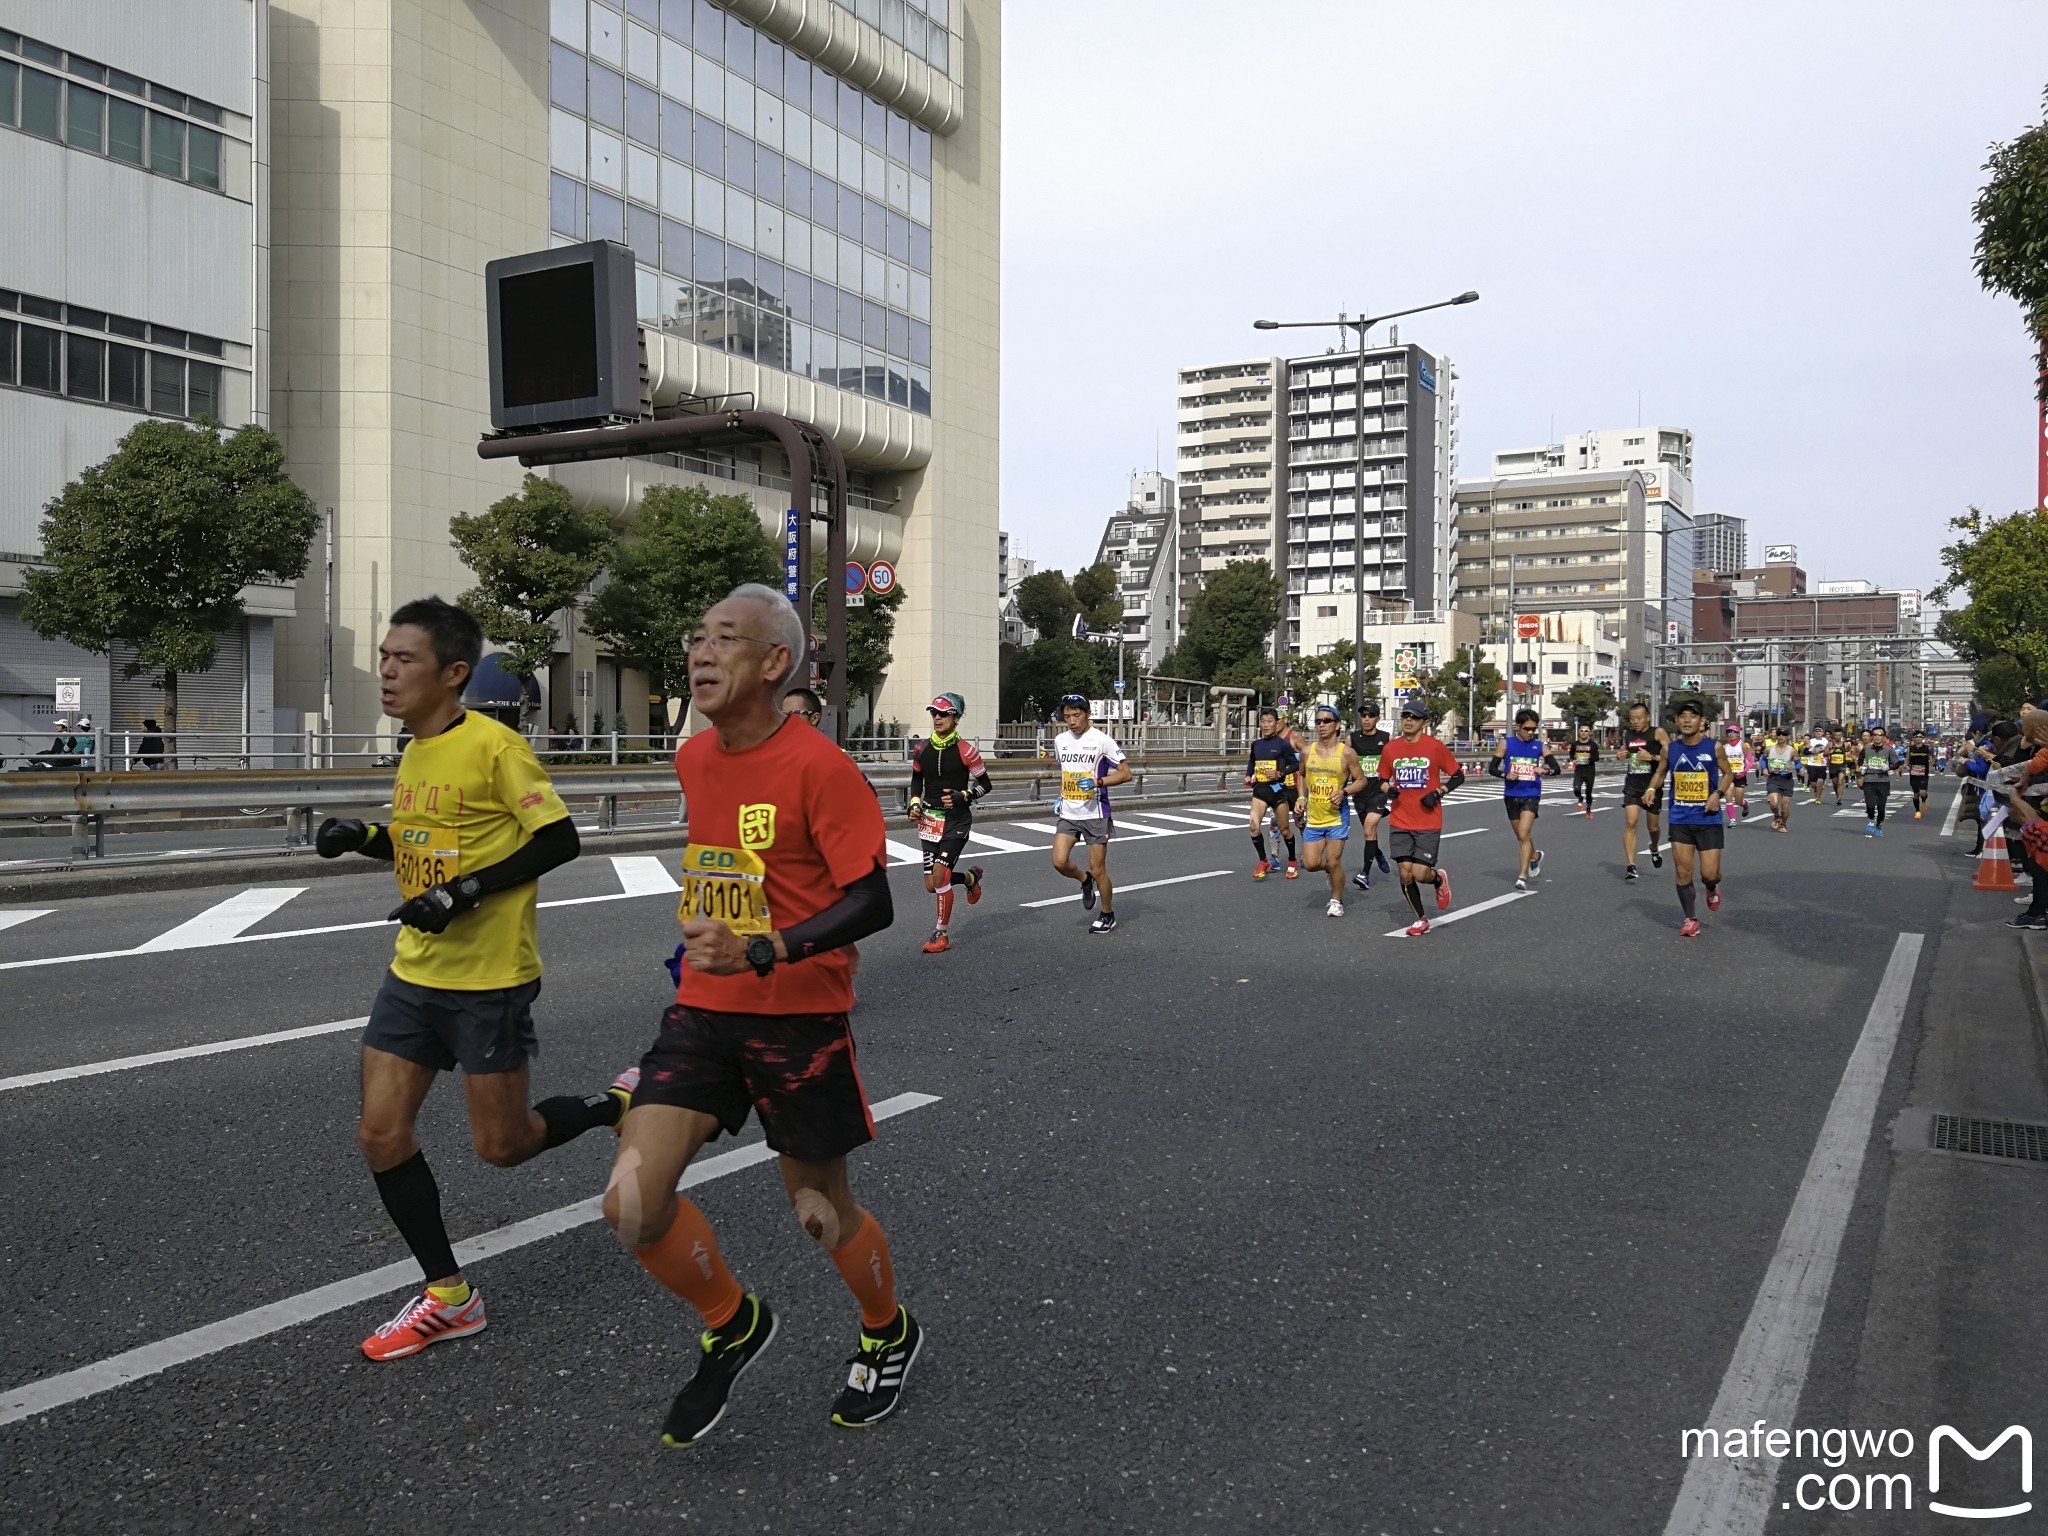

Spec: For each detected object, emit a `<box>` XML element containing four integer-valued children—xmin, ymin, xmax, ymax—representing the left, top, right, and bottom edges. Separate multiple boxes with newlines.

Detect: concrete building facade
<box><xmin>1092</xmin><ymin>469</ymin><xmax>1175</xmax><ymax>669</ymax></box>
<box><xmin>1174</xmin><ymin>356</ymin><xmax>1283</xmax><ymax>638</ymax></box>
<box><xmin>0</xmin><ymin>2</ymin><xmax>288</xmax><ymax>751</ymax></box>
<box><xmin>269</xmin><ymin>0</ymin><xmax>999</xmax><ymax>738</ymax></box>
<box><xmin>1692</xmin><ymin>512</ymin><xmax>1746</xmax><ymax>576</ymax></box>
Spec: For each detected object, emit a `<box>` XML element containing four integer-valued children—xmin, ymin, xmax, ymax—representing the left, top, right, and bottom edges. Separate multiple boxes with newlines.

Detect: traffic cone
<box><xmin>1975</xmin><ymin>824</ymin><xmax>2020</xmax><ymax>892</ymax></box>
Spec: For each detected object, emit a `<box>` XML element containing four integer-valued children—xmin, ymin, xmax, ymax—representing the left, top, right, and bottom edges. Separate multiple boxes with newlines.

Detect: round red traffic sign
<box><xmin>845</xmin><ymin>562</ymin><xmax>867</xmax><ymax>594</ymax></box>
<box><xmin>868</xmin><ymin>559</ymin><xmax>897</xmax><ymax>596</ymax></box>
<box><xmin>1515</xmin><ymin>613</ymin><xmax>1542</xmax><ymax>640</ymax></box>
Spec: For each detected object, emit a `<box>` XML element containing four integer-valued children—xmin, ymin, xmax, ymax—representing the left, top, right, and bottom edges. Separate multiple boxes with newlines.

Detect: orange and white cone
<box><xmin>1975</xmin><ymin>824</ymin><xmax>2020</xmax><ymax>892</ymax></box>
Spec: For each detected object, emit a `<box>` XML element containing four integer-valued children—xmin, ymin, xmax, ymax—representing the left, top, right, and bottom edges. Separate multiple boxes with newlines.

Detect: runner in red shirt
<box><xmin>601</xmin><ymin>584</ymin><xmax>921</xmax><ymax>1447</ymax></box>
<box><xmin>1374</xmin><ymin>697</ymin><xmax>1466</xmax><ymax>936</ymax></box>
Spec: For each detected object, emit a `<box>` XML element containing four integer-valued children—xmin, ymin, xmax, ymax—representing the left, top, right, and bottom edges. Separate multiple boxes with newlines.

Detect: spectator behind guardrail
<box><xmin>138</xmin><ymin>719</ymin><xmax>167</xmax><ymax>770</ymax></box>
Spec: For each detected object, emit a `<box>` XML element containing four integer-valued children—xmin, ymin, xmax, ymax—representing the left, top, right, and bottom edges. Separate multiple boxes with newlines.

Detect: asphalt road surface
<box><xmin>0</xmin><ymin>778</ymin><xmax>2001</xmax><ymax>1533</ymax></box>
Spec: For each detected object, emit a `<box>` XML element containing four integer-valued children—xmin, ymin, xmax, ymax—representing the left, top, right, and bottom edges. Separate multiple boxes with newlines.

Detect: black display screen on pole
<box><xmin>485</xmin><ymin>240</ymin><xmax>640</xmax><ymax>429</ymax></box>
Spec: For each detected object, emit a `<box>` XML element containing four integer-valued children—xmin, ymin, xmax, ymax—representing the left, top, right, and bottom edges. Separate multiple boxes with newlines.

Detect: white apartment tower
<box><xmin>1092</xmin><ymin>469</ymin><xmax>1176</xmax><ymax>668</ymax></box>
<box><xmin>1174</xmin><ymin>357</ymin><xmax>1283</xmax><ymax>636</ymax></box>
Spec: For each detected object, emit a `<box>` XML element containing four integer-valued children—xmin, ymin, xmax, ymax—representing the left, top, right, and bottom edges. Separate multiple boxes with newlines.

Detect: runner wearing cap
<box><xmin>1568</xmin><ymin>724</ymin><xmax>1600</xmax><ymax>817</ymax></box>
<box><xmin>1489</xmin><ymin>708</ymin><xmax>1562</xmax><ymax>892</ymax></box>
<box><xmin>1642</xmin><ymin>696</ymin><xmax>1728</xmax><ymax>938</ymax></box>
<box><xmin>1244</xmin><ymin>705</ymin><xmax>1302</xmax><ymax>879</ymax></box>
<box><xmin>1299</xmin><ymin>705</ymin><xmax>1368</xmax><ymax>916</ymax></box>
<box><xmin>1050</xmin><ymin>694</ymin><xmax>1132</xmax><ymax>934</ymax></box>
<box><xmin>1619</xmin><ymin>701</ymin><xmax>1668</xmax><ymax>881</ymax></box>
<box><xmin>906</xmin><ymin>692</ymin><xmax>990</xmax><ymax>953</ymax></box>
<box><xmin>1348</xmin><ymin>702</ymin><xmax>1394</xmax><ymax>891</ymax></box>
<box><xmin>1375</xmin><ymin>698</ymin><xmax>1465</xmax><ymax>937</ymax></box>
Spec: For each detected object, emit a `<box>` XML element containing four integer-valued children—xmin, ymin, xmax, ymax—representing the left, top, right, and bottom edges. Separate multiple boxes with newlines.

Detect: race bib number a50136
<box><xmin>679</xmin><ymin>842</ymin><xmax>773</xmax><ymax>934</ymax></box>
<box><xmin>392</xmin><ymin>823</ymin><xmax>459</xmax><ymax>900</ymax></box>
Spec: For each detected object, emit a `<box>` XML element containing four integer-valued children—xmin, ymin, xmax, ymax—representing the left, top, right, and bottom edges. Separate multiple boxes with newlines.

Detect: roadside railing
<box><xmin>0</xmin><ymin>758</ymin><xmax>1247</xmax><ymax>862</ymax></box>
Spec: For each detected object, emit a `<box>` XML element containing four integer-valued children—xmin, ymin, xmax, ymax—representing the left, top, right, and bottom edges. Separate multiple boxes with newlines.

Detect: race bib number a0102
<box><xmin>1673</xmin><ymin>770</ymin><xmax>1710</xmax><ymax>804</ymax></box>
<box><xmin>1307</xmin><ymin>773</ymin><xmax>1342</xmax><ymax>814</ymax></box>
<box><xmin>392</xmin><ymin>822</ymin><xmax>459</xmax><ymax>900</ymax></box>
<box><xmin>678</xmin><ymin>842</ymin><xmax>773</xmax><ymax>935</ymax></box>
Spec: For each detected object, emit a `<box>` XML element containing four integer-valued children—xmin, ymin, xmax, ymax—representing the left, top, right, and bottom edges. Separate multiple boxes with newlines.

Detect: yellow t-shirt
<box><xmin>1303</xmin><ymin>741</ymin><xmax>1348</xmax><ymax>829</ymax></box>
<box><xmin>386</xmin><ymin>713</ymin><xmax>569</xmax><ymax>992</ymax></box>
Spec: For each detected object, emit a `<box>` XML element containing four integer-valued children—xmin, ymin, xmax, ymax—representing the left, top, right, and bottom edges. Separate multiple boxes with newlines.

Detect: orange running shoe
<box><xmin>1435</xmin><ymin>867</ymin><xmax>1453</xmax><ymax>911</ymax></box>
<box><xmin>964</xmin><ymin>865</ymin><xmax>985</xmax><ymax>904</ymax></box>
<box><xmin>1405</xmin><ymin>917</ymin><xmax>1431</xmax><ymax>937</ymax></box>
<box><xmin>1678</xmin><ymin>917</ymin><xmax>1702</xmax><ymax>938</ymax></box>
<box><xmin>1285</xmin><ymin>862</ymin><xmax>1299</xmax><ymax>879</ymax></box>
<box><xmin>361</xmin><ymin>1287</ymin><xmax>487</xmax><ymax>1361</ymax></box>
<box><xmin>921</xmin><ymin>929</ymin><xmax>950</xmax><ymax>953</ymax></box>
<box><xmin>1253</xmin><ymin>860</ymin><xmax>1270</xmax><ymax>880</ymax></box>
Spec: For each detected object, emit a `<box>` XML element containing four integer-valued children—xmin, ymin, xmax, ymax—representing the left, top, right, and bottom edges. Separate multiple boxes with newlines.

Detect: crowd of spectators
<box><xmin>1955</xmin><ymin>703</ymin><xmax>2048</xmax><ymax>929</ymax></box>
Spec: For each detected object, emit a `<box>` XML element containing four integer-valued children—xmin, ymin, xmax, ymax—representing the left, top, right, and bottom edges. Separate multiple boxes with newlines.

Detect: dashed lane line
<box><xmin>0</xmin><ymin>1091</ymin><xmax>942</xmax><ymax>1428</ymax></box>
<box><xmin>1382</xmin><ymin>888</ymin><xmax>1534</xmax><ymax>937</ymax></box>
<box><xmin>0</xmin><ymin>1017</ymin><xmax>369</xmax><ymax>1094</ymax></box>
<box><xmin>1019</xmin><ymin>869</ymin><xmax>1232</xmax><ymax>908</ymax></box>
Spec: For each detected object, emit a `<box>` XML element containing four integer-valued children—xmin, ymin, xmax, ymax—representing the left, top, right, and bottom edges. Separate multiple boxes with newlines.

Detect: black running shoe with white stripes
<box><xmin>830</xmin><ymin>1306</ymin><xmax>923</xmax><ymax>1428</ymax></box>
<box><xmin>1079</xmin><ymin>872</ymin><xmax>1097</xmax><ymax>911</ymax></box>
<box><xmin>661</xmin><ymin>1293</ymin><xmax>778</xmax><ymax>1447</ymax></box>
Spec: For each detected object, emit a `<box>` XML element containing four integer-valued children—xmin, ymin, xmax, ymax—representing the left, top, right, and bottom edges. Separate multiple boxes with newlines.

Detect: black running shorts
<box><xmin>1353</xmin><ymin>784</ymin><xmax>1389</xmax><ymax>818</ymax></box>
<box><xmin>1909</xmin><ymin>774</ymin><xmax>1929</xmax><ymax>794</ymax></box>
<box><xmin>1668</xmin><ymin>822</ymin><xmax>1725</xmax><ymax>850</ymax></box>
<box><xmin>634</xmin><ymin>1005</ymin><xmax>876</xmax><ymax>1161</ymax></box>
<box><xmin>1625</xmin><ymin>774</ymin><xmax>1662</xmax><ymax>813</ymax></box>
<box><xmin>1388</xmin><ymin>828</ymin><xmax>1441</xmax><ymax>868</ymax></box>
<box><xmin>1252</xmin><ymin>782</ymin><xmax>1298</xmax><ymax>808</ymax></box>
<box><xmin>1767</xmin><ymin>774</ymin><xmax>1794</xmax><ymax>794</ymax></box>
<box><xmin>920</xmin><ymin>820</ymin><xmax>972</xmax><ymax>870</ymax></box>
<box><xmin>1504</xmin><ymin>796</ymin><xmax>1539</xmax><ymax>824</ymax></box>
<box><xmin>363</xmin><ymin>971</ymin><xmax>539</xmax><ymax>1076</ymax></box>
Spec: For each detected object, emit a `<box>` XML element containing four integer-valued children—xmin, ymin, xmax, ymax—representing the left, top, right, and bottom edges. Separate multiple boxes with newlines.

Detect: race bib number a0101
<box><xmin>392</xmin><ymin>822</ymin><xmax>459</xmax><ymax>900</ymax></box>
<box><xmin>1673</xmin><ymin>770</ymin><xmax>1710</xmax><ymax>804</ymax></box>
<box><xmin>678</xmin><ymin>842</ymin><xmax>773</xmax><ymax>935</ymax></box>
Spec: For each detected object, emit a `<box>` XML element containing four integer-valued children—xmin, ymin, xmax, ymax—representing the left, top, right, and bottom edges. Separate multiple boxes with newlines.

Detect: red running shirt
<box><xmin>1376</xmin><ymin>734</ymin><xmax>1463</xmax><ymax>832</ymax></box>
<box><xmin>673</xmin><ymin>719</ymin><xmax>886</xmax><ymax>1015</ymax></box>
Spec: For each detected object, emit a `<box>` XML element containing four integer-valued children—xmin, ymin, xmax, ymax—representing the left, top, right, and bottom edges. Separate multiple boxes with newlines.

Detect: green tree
<box><xmin>1553</xmin><ymin>680</ymin><xmax>1620</xmax><ymax>725</ymax></box>
<box><xmin>581</xmin><ymin>483</ymin><xmax>776</xmax><ymax>705</ymax></box>
<box><xmin>1973</xmin><ymin>85</ymin><xmax>2048</xmax><ymax>399</ymax></box>
<box><xmin>1182</xmin><ymin>559</ymin><xmax>1281</xmax><ymax>679</ymax></box>
<box><xmin>21</xmin><ymin>419</ymin><xmax>318</xmax><ymax>730</ymax></box>
<box><xmin>1152</xmin><ymin>639</ymin><xmax>1206</xmax><ymax>682</ymax></box>
<box><xmin>815</xmin><ymin>580</ymin><xmax>907</xmax><ymax>719</ymax></box>
<box><xmin>1070</xmin><ymin>560</ymin><xmax>1125</xmax><ymax>635</ymax></box>
<box><xmin>1003</xmin><ymin>636</ymin><xmax>1106</xmax><ymax>719</ymax></box>
<box><xmin>451</xmin><ymin>473</ymin><xmax>615</xmax><ymax>680</ymax></box>
<box><xmin>1930</xmin><ymin>506</ymin><xmax>2048</xmax><ymax>705</ymax></box>
<box><xmin>1013</xmin><ymin>569</ymin><xmax>1078</xmax><ymax>639</ymax></box>
<box><xmin>1412</xmin><ymin>645</ymin><xmax>1503</xmax><ymax>735</ymax></box>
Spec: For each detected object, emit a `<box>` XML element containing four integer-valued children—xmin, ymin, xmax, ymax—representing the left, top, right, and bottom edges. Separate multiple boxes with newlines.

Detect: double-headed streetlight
<box><xmin>1254</xmin><ymin>292</ymin><xmax>1479</xmax><ymax>717</ymax></box>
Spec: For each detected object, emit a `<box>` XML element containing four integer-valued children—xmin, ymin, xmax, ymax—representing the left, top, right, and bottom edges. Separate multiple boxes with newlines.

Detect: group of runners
<box><xmin>308</xmin><ymin>576</ymin><xmax>1951</xmax><ymax>1450</ymax></box>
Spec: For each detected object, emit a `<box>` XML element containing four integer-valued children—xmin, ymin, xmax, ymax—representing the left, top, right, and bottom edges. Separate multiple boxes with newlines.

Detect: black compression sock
<box><xmin>374</xmin><ymin>1151</ymin><xmax>460</xmax><ymax>1283</ymax></box>
<box><xmin>1251</xmin><ymin>833</ymin><xmax>1267</xmax><ymax>862</ymax></box>
<box><xmin>536</xmin><ymin>1091</ymin><xmax>620</xmax><ymax>1148</ymax></box>
<box><xmin>1403</xmin><ymin>880</ymin><xmax>1427</xmax><ymax>919</ymax></box>
<box><xmin>1363</xmin><ymin>836</ymin><xmax>1380</xmax><ymax>861</ymax></box>
<box><xmin>1677</xmin><ymin>882</ymin><xmax>1697</xmax><ymax>919</ymax></box>
<box><xmin>1283</xmin><ymin>836</ymin><xmax>1297</xmax><ymax>861</ymax></box>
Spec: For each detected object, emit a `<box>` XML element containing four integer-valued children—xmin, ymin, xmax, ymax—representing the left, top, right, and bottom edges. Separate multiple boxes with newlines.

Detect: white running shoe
<box><xmin>1325</xmin><ymin>897</ymin><xmax>1343</xmax><ymax>918</ymax></box>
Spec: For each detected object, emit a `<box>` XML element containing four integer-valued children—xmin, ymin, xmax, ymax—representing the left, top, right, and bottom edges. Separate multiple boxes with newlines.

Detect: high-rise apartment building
<box><xmin>1692</xmin><ymin>513</ymin><xmax>1746</xmax><ymax>576</ymax></box>
<box><xmin>1281</xmin><ymin>343</ymin><xmax>1458</xmax><ymax>652</ymax></box>
<box><xmin>0</xmin><ymin>2</ymin><xmax>282</xmax><ymax>744</ymax></box>
<box><xmin>268</xmin><ymin>0</ymin><xmax>998</xmax><ymax>735</ymax></box>
<box><xmin>1092</xmin><ymin>469</ymin><xmax>1176</xmax><ymax>668</ymax></box>
<box><xmin>1174</xmin><ymin>357</ymin><xmax>1283</xmax><ymax>639</ymax></box>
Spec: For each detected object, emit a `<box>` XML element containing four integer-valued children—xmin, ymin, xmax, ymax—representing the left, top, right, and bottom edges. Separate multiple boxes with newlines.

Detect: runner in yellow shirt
<box><xmin>316</xmin><ymin>597</ymin><xmax>634</xmax><ymax>1361</ymax></box>
<box><xmin>1298</xmin><ymin>706</ymin><xmax>1368</xmax><ymax>916</ymax></box>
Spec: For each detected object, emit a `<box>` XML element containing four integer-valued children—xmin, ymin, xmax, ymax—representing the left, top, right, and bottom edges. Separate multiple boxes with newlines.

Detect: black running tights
<box><xmin>1863</xmin><ymin>782</ymin><xmax>1889</xmax><ymax>825</ymax></box>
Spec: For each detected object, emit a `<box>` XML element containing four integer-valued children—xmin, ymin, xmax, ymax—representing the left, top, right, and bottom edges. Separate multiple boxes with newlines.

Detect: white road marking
<box><xmin>1138</xmin><ymin>811</ymin><xmax>1238</xmax><ymax>829</ymax></box>
<box><xmin>1019</xmin><ymin>869</ymin><xmax>1232</xmax><ymax>908</ymax></box>
<box><xmin>1382</xmin><ymin>888</ymin><xmax>1533</xmax><ymax>936</ymax></box>
<box><xmin>132</xmin><ymin>888</ymin><xmax>305</xmax><ymax>952</ymax></box>
<box><xmin>0</xmin><ymin>910</ymin><xmax>53</xmax><ymax>932</ymax></box>
<box><xmin>1940</xmin><ymin>786</ymin><xmax>1963</xmax><ymax>838</ymax></box>
<box><xmin>962</xmin><ymin>828</ymin><xmax>1040</xmax><ymax>853</ymax></box>
<box><xmin>1105</xmin><ymin>817</ymin><xmax>1176</xmax><ymax>836</ymax></box>
<box><xmin>0</xmin><ymin>1090</ymin><xmax>941</xmax><ymax>1427</ymax></box>
<box><xmin>1001</xmin><ymin>822</ymin><xmax>1066</xmax><ymax>837</ymax></box>
<box><xmin>1441</xmin><ymin>827</ymin><xmax>1489</xmax><ymax>839</ymax></box>
<box><xmin>1661</xmin><ymin>934</ymin><xmax>1923</xmax><ymax>1536</ymax></box>
<box><xmin>885</xmin><ymin>838</ymin><xmax>925</xmax><ymax>865</ymax></box>
<box><xmin>0</xmin><ymin>1017</ymin><xmax>368</xmax><ymax>1094</ymax></box>
<box><xmin>609</xmin><ymin>854</ymin><xmax>679</xmax><ymax>895</ymax></box>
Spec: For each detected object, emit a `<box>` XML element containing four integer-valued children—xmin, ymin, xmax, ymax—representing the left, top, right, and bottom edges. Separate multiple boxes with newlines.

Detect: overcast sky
<box><xmin>998</xmin><ymin>0</ymin><xmax>2048</xmax><ymax>597</ymax></box>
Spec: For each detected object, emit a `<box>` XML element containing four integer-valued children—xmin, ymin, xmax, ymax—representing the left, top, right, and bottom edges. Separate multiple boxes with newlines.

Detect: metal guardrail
<box><xmin>0</xmin><ymin>759</ymin><xmax>1247</xmax><ymax>860</ymax></box>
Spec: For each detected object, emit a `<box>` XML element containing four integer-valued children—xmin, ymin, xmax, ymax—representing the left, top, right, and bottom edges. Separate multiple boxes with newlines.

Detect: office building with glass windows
<box><xmin>270</xmin><ymin>0</ymin><xmax>997</xmax><ymax>736</ymax></box>
<box><xmin>0</xmin><ymin>2</ymin><xmax>283</xmax><ymax>746</ymax></box>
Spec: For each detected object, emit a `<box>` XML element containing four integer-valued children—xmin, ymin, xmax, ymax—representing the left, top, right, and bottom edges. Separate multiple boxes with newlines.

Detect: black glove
<box><xmin>1419</xmin><ymin>790</ymin><xmax>1442</xmax><ymax>811</ymax></box>
<box><xmin>388</xmin><ymin>876</ymin><xmax>485</xmax><ymax>934</ymax></box>
<box><xmin>316</xmin><ymin>817</ymin><xmax>369</xmax><ymax>859</ymax></box>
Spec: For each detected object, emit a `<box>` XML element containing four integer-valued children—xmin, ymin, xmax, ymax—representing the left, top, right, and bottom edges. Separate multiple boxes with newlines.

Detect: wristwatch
<box><xmin>745</xmin><ymin>935</ymin><xmax>777</xmax><ymax>978</ymax></box>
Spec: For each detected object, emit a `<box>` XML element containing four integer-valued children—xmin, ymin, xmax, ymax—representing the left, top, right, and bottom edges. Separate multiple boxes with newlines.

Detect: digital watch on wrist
<box><xmin>745</xmin><ymin>935</ymin><xmax>777</xmax><ymax>977</ymax></box>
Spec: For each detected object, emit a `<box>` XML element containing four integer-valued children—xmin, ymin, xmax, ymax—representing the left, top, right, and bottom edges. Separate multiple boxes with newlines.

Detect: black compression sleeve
<box><xmin>463</xmin><ymin>817</ymin><xmax>580</xmax><ymax>896</ymax></box>
<box><xmin>779</xmin><ymin>863</ymin><xmax>894</xmax><ymax>962</ymax></box>
<box><xmin>1443</xmin><ymin>769</ymin><xmax>1466</xmax><ymax>795</ymax></box>
<box><xmin>359</xmin><ymin>825</ymin><xmax>395</xmax><ymax>861</ymax></box>
<box><xmin>1486</xmin><ymin>754</ymin><xmax>1504</xmax><ymax>779</ymax></box>
<box><xmin>908</xmin><ymin>746</ymin><xmax>926</xmax><ymax>802</ymax></box>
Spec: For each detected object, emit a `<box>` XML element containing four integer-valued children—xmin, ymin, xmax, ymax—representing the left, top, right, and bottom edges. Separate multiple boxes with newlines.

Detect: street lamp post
<box><xmin>1255</xmin><ymin>291</ymin><xmax>1478</xmax><ymax>719</ymax></box>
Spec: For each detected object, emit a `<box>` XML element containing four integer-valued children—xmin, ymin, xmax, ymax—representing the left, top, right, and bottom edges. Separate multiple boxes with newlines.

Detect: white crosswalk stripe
<box><xmin>133</xmin><ymin>888</ymin><xmax>305</xmax><ymax>952</ymax></box>
<box><xmin>610</xmin><ymin>854</ymin><xmax>679</xmax><ymax>895</ymax></box>
<box><xmin>963</xmin><ymin>828</ymin><xmax>1040</xmax><ymax>853</ymax></box>
<box><xmin>0</xmin><ymin>910</ymin><xmax>52</xmax><ymax>932</ymax></box>
<box><xmin>885</xmin><ymin>838</ymin><xmax>925</xmax><ymax>865</ymax></box>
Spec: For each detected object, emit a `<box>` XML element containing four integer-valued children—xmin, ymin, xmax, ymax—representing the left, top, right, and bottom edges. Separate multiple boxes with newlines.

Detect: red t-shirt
<box><xmin>673</xmin><ymin>718</ymin><xmax>886</xmax><ymax>1015</ymax></box>
<box><xmin>1376</xmin><ymin>733</ymin><xmax>1463</xmax><ymax>832</ymax></box>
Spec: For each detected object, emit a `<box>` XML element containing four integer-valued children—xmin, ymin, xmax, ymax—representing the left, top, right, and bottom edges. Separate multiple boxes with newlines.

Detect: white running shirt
<box><xmin>1053</xmin><ymin>727</ymin><xmax>1126</xmax><ymax>821</ymax></box>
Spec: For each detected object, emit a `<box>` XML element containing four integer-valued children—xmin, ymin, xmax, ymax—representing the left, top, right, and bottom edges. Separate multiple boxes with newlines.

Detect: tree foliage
<box><xmin>1931</xmin><ymin>505</ymin><xmax>2048</xmax><ymax>707</ymax></box>
<box><xmin>1283</xmin><ymin>639</ymin><xmax>1381</xmax><ymax>710</ymax></box>
<box><xmin>451</xmin><ymin>474</ymin><xmax>615</xmax><ymax>680</ymax></box>
<box><xmin>1973</xmin><ymin>85</ymin><xmax>2048</xmax><ymax>394</ymax></box>
<box><xmin>816</xmin><ymin>580</ymin><xmax>906</xmax><ymax>712</ymax></box>
<box><xmin>581</xmin><ymin>484</ymin><xmax>777</xmax><ymax>703</ymax></box>
<box><xmin>21</xmin><ymin>419</ymin><xmax>318</xmax><ymax>728</ymax></box>
<box><xmin>1070</xmin><ymin>560</ymin><xmax>1125</xmax><ymax>636</ymax></box>
<box><xmin>1411</xmin><ymin>646</ymin><xmax>1503</xmax><ymax>735</ymax></box>
<box><xmin>1180</xmin><ymin>559</ymin><xmax>1281</xmax><ymax>682</ymax></box>
<box><xmin>1553</xmin><ymin>680</ymin><xmax>1620</xmax><ymax>725</ymax></box>
<box><xmin>1003</xmin><ymin>636</ymin><xmax>1107</xmax><ymax>720</ymax></box>
<box><xmin>1013</xmin><ymin>569</ymin><xmax>1078</xmax><ymax>640</ymax></box>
